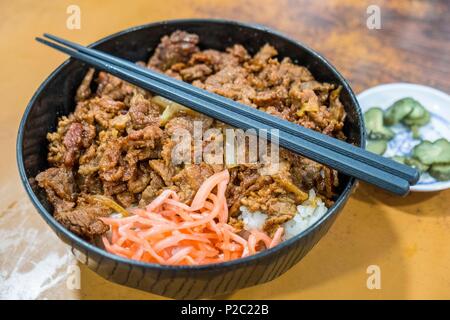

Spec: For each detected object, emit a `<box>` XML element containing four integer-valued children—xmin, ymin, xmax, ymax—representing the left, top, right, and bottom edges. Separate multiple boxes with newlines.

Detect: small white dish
<box><xmin>357</xmin><ymin>83</ymin><xmax>450</xmax><ymax>192</ymax></box>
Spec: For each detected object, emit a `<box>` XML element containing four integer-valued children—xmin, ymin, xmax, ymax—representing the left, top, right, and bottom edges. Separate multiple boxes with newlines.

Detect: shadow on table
<box><xmin>354</xmin><ymin>182</ymin><xmax>448</xmax><ymax>217</ymax></box>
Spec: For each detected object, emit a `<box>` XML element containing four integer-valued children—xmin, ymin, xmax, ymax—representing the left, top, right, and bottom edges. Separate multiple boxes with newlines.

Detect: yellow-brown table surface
<box><xmin>1</xmin><ymin>0</ymin><xmax>449</xmax><ymax>299</ymax></box>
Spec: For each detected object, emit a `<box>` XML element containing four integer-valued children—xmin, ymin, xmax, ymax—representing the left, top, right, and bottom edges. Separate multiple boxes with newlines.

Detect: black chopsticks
<box><xmin>35</xmin><ymin>34</ymin><xmax>418</xmax><ymax>195</ymax></box>
<box><xmin>42</xmin><ymin>33</ymin><xmax>419</xmax><ymax>185</ymax></box>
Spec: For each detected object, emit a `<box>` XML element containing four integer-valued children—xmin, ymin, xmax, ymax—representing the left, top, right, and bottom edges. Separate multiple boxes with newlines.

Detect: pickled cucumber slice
<box><xmin>366</xmin><ymin>139</ymin><xmax>387</xmax><ymax>155</ymax></box>
<box><xmin>429</xmin><ymin>164</ymin><xmax>450</xmax><ymax>181</ymax></box>
<box><xmin>404</xmin><ymin>101</ymin><xmax>426</xmax><ymax>119</ymax></box>
<box><xmin>384</xmin><ymin>97</ymin><xmax>430</xmax><ymax>127</ymax></box>
<box><xmin>364</xmin><ymin>108</ymin><xmax>395</xmax><ymax>140</ymax></box>
<box><xmin>404</xmin><ymin>157</ymin><xmax>429</xmax><ymax>173</ymax></box>
<box><xmin>384</xmin><ymin>98</ymin><xmax>417</xmax><ymax>125</ymax></box>
<box><xmin>391</xmin><ymin>156</ymin><xmax>406</xmax><ymax>164</ymax></box>
<box><xmin>412</xmin><ymin>139</ymin><xmax>450</xmax><ymax>165</ymax></box>
<box><xmin>402</xmin><ymin>110</ymin><xmax>430</xmax><ymax>127</ymax></box>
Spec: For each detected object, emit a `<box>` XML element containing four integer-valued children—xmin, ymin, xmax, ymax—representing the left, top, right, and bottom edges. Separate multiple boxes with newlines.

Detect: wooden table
<box><xmin>1</xmin><ymin>0</ymin><xmax>449</xmax><ymax>299</ymax></box>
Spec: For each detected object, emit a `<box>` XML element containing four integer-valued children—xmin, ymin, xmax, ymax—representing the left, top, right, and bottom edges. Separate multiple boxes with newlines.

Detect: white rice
<box><xmin>240</xmin><ymin>207</ymin><xmax>267</xmax><ymax>231</ymax></box>
<box><xmin>283</xmin><ymin>189</ymin><xmax>328</xmax><ymax>240</ymax></box>
<box><xmin>239</xmin><ymin>189</ymin><xmax>328</xmax><ymax>240</ymax></box>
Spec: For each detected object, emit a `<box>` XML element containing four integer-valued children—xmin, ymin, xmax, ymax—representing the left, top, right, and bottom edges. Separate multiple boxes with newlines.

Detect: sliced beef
<box><xmin>139</xmin><ymin>170</ymin><xmax>165</xmax><ymax>206</ymax></box>
<box><xmin>148</xmin><ymin>30</ymin><xmax>199</xmax><ymax>70</ymax></box>
<box><xmin>128</xmin><ymin>93</ymin><xmax>160</xmax><ymax>129</ymax></box>
<box><xmin>180</xmin><ymin>64</ymin><xmax>213</xmax><ymax>82</ymax></box>
<box><xmin>226</xmin><ymin>166</ymin><xmax>261</xmax><ymax>215</ymax></box>
<box><xmin>189</xmin><ymin>48</ymin><xmax>242</xmax><ymax>72</ymax></box>
<box><xmin>246</xmin><ymin>44</ymin><xmax>278</xmax><ymax>72</ymax></box>
<box><xmin>63</xmin><ymin>122</ymin><xmax>96</xmax><ymax>167</ymax></box>
<box><xmin>282</xmin><ymin>150</ymin><xmax>338</xmax><ymax>199</ymax></box>
<box><xmin>76</xmin><ymin>68</ymin><xmax>95</xmax><ymax>102</ymax></box>
<box><xmin>149</xmin><ymin>159</ymin><xmax>175</xmax><ymax>186</ymax></box>
<box><xmin>55</xmin><ymin>208</ymin><xmax>108</xmax><ymax>240</ymax></box>
<box><xmin>36</xmin><ymin>167</ymin><xmax>76</xmax><ymax>212</ymax></box>
<box><xmin>55</xmin><ymin>195</ymin><xmax>111</xmax><ymax>240</ymax></box>
<box><xmin>199</xmin><ymin>65</ymin><xmax>256</xmax><ymax>105</ymax></box>
<box><xmin>96</xmin><ymin>71</ymin><xmax>136</xmax><ymax>101</ymax></box>
<box><xmin>239</xmin><ymin>181</ymin><xmax>298</xmax><ymax>235</ymax></box>
<box><xmin>127</xmin><ymin>163</ymin><xmax>152</xmax><ymax>194</ymax></box>
<box><xmin>171</xmin><ymin>163</ymin><xmax>219</xmax><ymax>203</ymax></box>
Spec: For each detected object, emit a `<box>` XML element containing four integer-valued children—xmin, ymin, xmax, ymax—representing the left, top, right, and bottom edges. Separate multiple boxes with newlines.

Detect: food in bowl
<box><xmin>364</xmin><ymin>97</ymin><xmax>450</xmax><ymax>182</ymax></box>
<box><xmin>34</xmin><ymin>30</ymin><xmax>348</xmax><ymax>265</ymax></box>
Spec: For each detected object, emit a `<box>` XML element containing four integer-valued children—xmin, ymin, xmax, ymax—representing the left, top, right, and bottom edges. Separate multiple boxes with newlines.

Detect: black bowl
<box><xmin>17</xmin><ymin>19</ymin><xmax>364</xmax><ymax>299</ymax></box>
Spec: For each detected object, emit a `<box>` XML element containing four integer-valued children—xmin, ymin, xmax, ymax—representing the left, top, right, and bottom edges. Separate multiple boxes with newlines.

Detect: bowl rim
<box><xmin>16</xmin><ymin>18</ymin><xmax>363</xmax><ymax>271</ymax></box>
